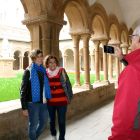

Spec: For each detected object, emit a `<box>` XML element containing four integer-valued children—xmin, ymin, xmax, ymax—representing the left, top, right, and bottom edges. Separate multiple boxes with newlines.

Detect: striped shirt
<box><xmin>47</xmin><ymin>73</ymin><xmax>68</xmax><ymax>106</ymax></box>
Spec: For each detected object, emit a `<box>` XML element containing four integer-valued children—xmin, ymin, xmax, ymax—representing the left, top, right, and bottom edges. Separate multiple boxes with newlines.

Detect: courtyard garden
<box><xmin>0</xmin><ymin>73</ymin><xmax>115</xmax><ymax>102</ymax></box>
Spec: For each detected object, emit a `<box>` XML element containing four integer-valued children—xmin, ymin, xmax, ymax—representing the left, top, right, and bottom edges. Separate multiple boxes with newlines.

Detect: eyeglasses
<box><xmin>129</xmin><ymin>34</ymin><xmax>137</xmax><ymax>41</ymax></box>
<box><xmin>129</xmin><ymin>34</ymin><xmax>140</xmax><ymax>42</ymax></box>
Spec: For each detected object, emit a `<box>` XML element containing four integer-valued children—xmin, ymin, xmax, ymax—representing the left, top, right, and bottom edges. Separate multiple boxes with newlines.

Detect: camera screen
<box><xmin>104</xmin><ymin>45</ymin><xmax>114</xmax><ymax>54</ymax></box>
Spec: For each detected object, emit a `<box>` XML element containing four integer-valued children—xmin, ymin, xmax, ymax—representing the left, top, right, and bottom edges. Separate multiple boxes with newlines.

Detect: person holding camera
<box><xmin>108</xmin><ymin>25</ymin><xmax>140</xmax><ymax>140</ymax></box>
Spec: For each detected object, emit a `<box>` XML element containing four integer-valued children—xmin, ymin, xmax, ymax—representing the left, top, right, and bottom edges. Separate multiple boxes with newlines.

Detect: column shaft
<box><xmin>92</xmin><ymin>40</ymin><xmax>100</xmax><ymax>83</ymax></box>
<box><xmin>109</xmin><ymin>55</ymin><xmax>113</xmax><ymax>79</ymax></box>
<box><xmin>101</xmin><ymin>40</ymin><xmax>109</xmax><ymax>84</ymax></box>
<box><xmin>71</xmin><ymin>35</ymin><xmax>81</xmax><ymax>88</ymax></box>
<box><xmin>63</xmin><ymin>55</ymin><xmax>67</xmax><ymax>69</ymax></box>
<box><xmin>90</xmin><ymin>54</ymin><xmax>95</xmax><ymax>71</ymax></box>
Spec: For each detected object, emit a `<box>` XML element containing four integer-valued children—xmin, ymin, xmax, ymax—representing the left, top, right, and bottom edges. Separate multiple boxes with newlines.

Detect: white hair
<box><xmin>134</xmin><ymin>25</ymin><xmax>140</xmax><ymax>36</ymax></box>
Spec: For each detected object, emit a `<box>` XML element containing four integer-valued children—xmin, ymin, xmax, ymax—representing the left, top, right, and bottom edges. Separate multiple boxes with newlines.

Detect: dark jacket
<box><xmin>59</xmin><ymin>68</ymin><xmax>73</xmax><ymax>103</ymax></box>
<box><xmin>20</xmin><ymin>68</ymin><xmax>44</xmax><ymax>110</ymax></box>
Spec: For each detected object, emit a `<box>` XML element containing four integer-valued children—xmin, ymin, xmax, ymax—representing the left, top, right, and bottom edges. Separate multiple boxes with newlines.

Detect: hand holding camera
<box><xmin>104</xmin><ymin>45</ymin><xmax>114</xmax><ymax>54</ymax></box>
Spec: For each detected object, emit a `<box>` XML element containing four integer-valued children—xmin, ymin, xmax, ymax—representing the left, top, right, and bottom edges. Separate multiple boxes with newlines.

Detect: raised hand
<box><xmin>110</xmin><ymin>46</ymin><xmax>124</xmax><ymax>59</ymax></box>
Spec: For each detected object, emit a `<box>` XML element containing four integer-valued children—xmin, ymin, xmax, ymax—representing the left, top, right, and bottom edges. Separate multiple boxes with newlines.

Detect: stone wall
<box><xmin>0</xmin><ymin>83</ymin><xmax>117</xmax><ymax>140</ymax></box>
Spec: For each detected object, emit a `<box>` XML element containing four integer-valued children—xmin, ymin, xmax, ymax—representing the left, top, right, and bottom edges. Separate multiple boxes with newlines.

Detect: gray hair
<box><xmin>134</xmin><ymin>25</ymin><xmax>140</xmax><ymax>36</ymax></box>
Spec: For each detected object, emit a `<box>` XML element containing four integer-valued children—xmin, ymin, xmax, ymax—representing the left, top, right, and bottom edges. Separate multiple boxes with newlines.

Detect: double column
<box><xmin>90</xmin><ymin>54</ymin><xmax>95</xmax><ymax>72</ymax></box>
<box><xmin>40</xmin><ymin>22</ymin><xmax>63</xmax><ymax>58</ymax></box>
<box><xmin>101</xmin><ymin>40</ymin><xmax>109</xmax><ymax>84</ymax></box>
<box><xmin>81</xmin><ymin>34</ymin><xmax>93</xmax><ymax>89</ymax></box>
<box><xmin>19</xmin><ymin>55</ymin><xmax>24</xmax><ymax>70</ymax></box>
<box><xmin>71</xmin><ymin>35</ymin><xmax>81</xmax><ymax>88</ymax></box>
<box><xmin>108</xmin><ymin>42</ymin><xmax>120</xmax><ymax>79</ymax></box>
<box><xmin>62</xmin><ymin>55</ymin><xmax>67</xmax><ymax>69</ymax></box>
<box><xmin>92</xmin><ymin>40</ymin><xmax>100</xmax><ymax>83</ymax></box>
<box><xmin>25</xmin><ymin>15</ymin><xmax>66</xmax><ymax>59</ymax></box>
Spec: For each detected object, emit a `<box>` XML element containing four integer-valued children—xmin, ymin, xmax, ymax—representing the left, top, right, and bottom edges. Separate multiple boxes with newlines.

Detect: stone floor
<box><xmin>22</xmin><ymin>98</ymin><xmax>114</xmax><ymax>140</ymax></box>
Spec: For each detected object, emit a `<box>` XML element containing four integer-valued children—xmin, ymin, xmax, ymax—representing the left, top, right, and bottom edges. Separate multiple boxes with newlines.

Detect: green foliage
<box><xmin>0</xmin><ymin>73</ymin><xmax>115</xmax><ymax>102</ymax></box>
<box><xmin>0</xmin><ymin>73</ymin><xmax>23</xmax><ymax>102</ymax></box>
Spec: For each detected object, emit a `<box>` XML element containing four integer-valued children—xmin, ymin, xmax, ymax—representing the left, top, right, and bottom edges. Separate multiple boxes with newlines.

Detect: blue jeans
<box><xmin>27</xmin><ymin>102</ymin><xmax>48</xmax><ymax>140</ymax></box>
<box><xmin>48</xmin><ymin>106</ymin><xmax>67</xmax><ymax>140</ymax></box>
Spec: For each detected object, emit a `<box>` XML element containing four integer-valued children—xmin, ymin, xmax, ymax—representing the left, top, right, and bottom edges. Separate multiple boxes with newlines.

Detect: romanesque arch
<box><xmin>90</xmin><ymin>3</ymin><xmax>108</xmax><ymax>38</ymax></box>
<box><xmin>108</xmin><ymin>15</ymin><xmax>120</xmax><ymax>42</ymax></box>
<box><xmin>13</xmin><ymin>50</ymin><xmax>22</xmax><ymax>70</ymax></box>
<box><xmin>64</xmin><ymin>0</ymin><xmax>90</xmax><ymax>33</ymax></box>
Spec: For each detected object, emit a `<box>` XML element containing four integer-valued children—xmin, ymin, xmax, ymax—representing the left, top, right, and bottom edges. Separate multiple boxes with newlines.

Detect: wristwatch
<box><xmin>119</xmin><ymin>58</ymin><xmax>128</xmax><ymax>66</ymax></box>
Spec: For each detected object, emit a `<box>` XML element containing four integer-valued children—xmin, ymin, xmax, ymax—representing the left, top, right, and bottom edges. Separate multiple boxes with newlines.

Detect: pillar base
<box><xmin>81</xmin><ymin>84</ymin><xmax>93</xmax><ymax>89</ymax></box>
<box><xmin>100</xmin><ymin>80</ymin><xmax>110</xmax><ymax>85</ymax></box>
<box><xmin>109</xmin><ymin>77</ymin><xmax>114</xmax><ymax>80</ymax></box>
<box><xmin>73</xmin><ymin>83</ymin><xmax>81</xmax><ymax>88</ymax></box>
<box><xmin>109</xmin><ymin>78</ymin><xmax>118</xmax><ymax>88</ymax></box>
<box><xmin>94</xmin><ymin>80</ymin><xmax>101</xmax><ymax>84</ymax></box>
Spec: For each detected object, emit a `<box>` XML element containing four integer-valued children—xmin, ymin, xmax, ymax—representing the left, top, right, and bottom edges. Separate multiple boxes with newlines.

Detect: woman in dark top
<box><xmin>20</xmin><ymin>49</ymin><xmax>52</xmax><ymax>140</ymax></box>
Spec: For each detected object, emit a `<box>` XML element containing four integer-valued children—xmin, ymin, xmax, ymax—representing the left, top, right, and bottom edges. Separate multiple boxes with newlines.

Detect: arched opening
<box><xmin>23</xmin><ymin>51</ymin><xmax>29</xmax><ymax>70</ymax></box>
<box><xmin>13</xmin><ymin>51</ymin><xmax>20</xmax><ymax>70</ymax></box>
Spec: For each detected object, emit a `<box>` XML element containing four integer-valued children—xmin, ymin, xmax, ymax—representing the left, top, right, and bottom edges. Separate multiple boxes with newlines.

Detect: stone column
<box><xmin>62</xmin><ymin>55</ymin><xmax>67</xmax><ymax>69</ymax></box>
<box><xmin>79</xmin><ymin>54</ymin><xmax>82</xmax><ymax>71</ymax></box>
<box><xmin>23</xmin><ymin>16</ymin><xmax>67</xmax><ymax>58</ymax></box>
<box><xmin>101</xmin><ymin>40</ymin><xmax>110</xmax><ymax>84</ymax></box>
<box><xmin>71</xmin><ymin>35</ymin><xmax>81</xmax><ymax>88</ymax></box>
<box><xmin>109</xmin><ymin>42</ymin><xmax>120</xmax><ymax>78</ymax></box>
<box><xmin>40</xmin><ymin>22</ymin><xmax>52</xmax><ymax>56</ymax></box>
<box><xmin>92</xmin><ymin>40</ymin><xmax>100</xmax><ymax>83</ymax></box>
<box><xmin>19</xmin><ymin>56</ymin><xmax>24</xmax><ymax>70</ymax></box>
<box><xmin>109</xmin><ymin>55</ymin><xmax>113</xmax><ymax>79</ymax></box>
<box><xmin>27</xmin><ymin>24</ymin><xmax>41</xmax><ymax>50</ymax></box>
<box><xmin>81</xmin><ymin>34</ymin><xmax>93</xmax><ymax>89</ymax></box>
<box><xmin>90</xmin><ymin>54</ymin><xmax>95</xmax><ymax>72</ymax></box>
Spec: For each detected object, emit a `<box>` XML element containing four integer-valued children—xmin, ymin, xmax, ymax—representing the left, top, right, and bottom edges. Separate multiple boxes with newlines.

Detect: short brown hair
<box><xmin>30</xmin><ymin>49</ymin><xmax>43</xmax><ymax>62</ymax></box>
<box><xmin>44</xmin><ymin>54</ymin><xmax>59</xmax><ymax>68</ymax></box>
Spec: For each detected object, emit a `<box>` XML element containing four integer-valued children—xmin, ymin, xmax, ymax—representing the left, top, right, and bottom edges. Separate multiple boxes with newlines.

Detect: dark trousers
<box><xmin>48</xmin><ymin>105</ymin><xmax>67</xmax><ymax>140</ymax></box>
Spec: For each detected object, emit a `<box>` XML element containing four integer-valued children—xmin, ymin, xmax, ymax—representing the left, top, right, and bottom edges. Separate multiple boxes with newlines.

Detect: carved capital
<box><xmin>22</xmin><ymin>14</ymin><xmax>67</xmax><ymax>26</ymax></box>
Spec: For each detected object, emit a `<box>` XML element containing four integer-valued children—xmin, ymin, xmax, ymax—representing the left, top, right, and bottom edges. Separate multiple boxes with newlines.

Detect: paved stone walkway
<box><xmin>22</xmin><ymin>98</ymin><xmax>114</xmax><ymax>140</ymax></box>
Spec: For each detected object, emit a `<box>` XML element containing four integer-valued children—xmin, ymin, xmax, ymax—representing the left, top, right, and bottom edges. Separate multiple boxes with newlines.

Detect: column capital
<box><xmin>81</xmin><ymin>34</ymin><xmax>91</xmax><ymax>48</ymax></box>
<box><xmin>71</xmin><ymin>35</ymin><xmax>81</xmax><ymax>40</ymax></box>
<box><xmin>100</xmin><ymin>40</ymin><xmax>109</xmax><ymax>46</ymax></box>
<box><xmin>71</xmin><ymin>35</ymin><xmax>81</xmax><ymax>48</ymax></box>
<box><xmin>22</xmin><ymin>14</ymin><xmax>67</xmax><ymax>26</ymax></box>
<box><xmin>19</xmin><ymin>55</ymin><xmax>24</xmax><ymax>58</ymax></box>
<box><xmin>92</xmin><ymin>40</ymin><xmax>100</xmax><ymax>51</ymax></box>
<box><xmin>108</xmin><ymin>40</ymin><xmax>121</xmax><ymax>46</ymax></box>
<box><xmin>62</xmin><ymin>54</ymin><xmax>68</xmax><ymax>57</ymax></box>
<box><xmin>120</xmin><ymin>43</ymin><xmax>129</xmax><ymax>48</ymax></box>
